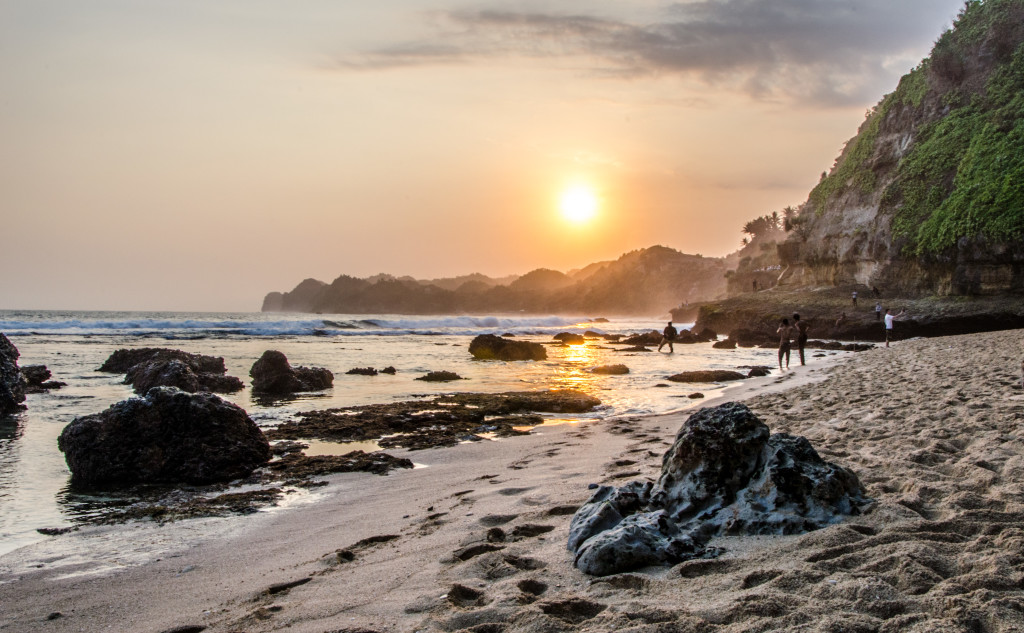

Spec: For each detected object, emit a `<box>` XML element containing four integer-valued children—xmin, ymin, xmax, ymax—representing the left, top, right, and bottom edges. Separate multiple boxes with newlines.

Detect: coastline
<box><xmin>2</xmin><ymin>330</ymin><xmax>1023</xmax><ymax>632</ymax></box>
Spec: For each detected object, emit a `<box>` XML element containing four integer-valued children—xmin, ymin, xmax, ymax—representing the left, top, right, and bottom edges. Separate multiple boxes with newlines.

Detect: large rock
<box><xmin>99</xmin><ymin>348</ymin><xmax>243</xmax><ymax>395</ymax></box>
<box><xmin>0</xmin><ymin>333</ymin><xmax>26</xmax><ymax>416</ymax></box>
<box><xmin>667</xmin><ymin>370</ymin><xmax>746</xmax><ymax>383</ymax></box>
<box><xmin>568</xmin><ymin>402</ymin><xmax>868</xmax><ymax>575</ymax></box>
<box><xmin>58</xmin><ymin>387</ymin><xmax>271</xmax><ymax>487</ymax></box>
<box><xmin>99</xmin><ymin>348</ymin><xmax>227</xmax><ymax>374</ymax></box>
<box><xmin>124</xmin><ymin>359</ymin><xmax>245</xmax><ymax>395</ymax></box>
<box><xmin>250</xmin><ymin>350</ymin><xmax>334</xmax><ymax>394</ymax></box>
<box><xmin>469</xmin><ymin>334</ymin><xmax>547</xmax><ymax>361</ymax></box>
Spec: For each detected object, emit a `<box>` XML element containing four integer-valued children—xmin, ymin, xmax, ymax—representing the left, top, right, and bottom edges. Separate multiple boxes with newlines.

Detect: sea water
<box><xmin>0</xmin><ymin>310</ymin><xmax>805</xmax><ymax>557</ymax></box>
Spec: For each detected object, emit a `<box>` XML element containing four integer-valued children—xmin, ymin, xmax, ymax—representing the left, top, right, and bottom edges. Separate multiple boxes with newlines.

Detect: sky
<box><xmin>0</xmin><ymin>0</ymin><xmax>966</xmax><ymax>312</ymax></box>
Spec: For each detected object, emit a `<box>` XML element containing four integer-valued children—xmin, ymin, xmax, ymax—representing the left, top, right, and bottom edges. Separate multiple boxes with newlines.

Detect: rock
<box><xmin>617</xmin><ymin>346</ymin><xmax>652</xmax><ymax>353</ymax></box>
<box><xmin>591</xmin><ymin>365</ymin><xmax>629</xmax><ymax>375</ymax></box>
<box><xmin>415</xmin><ymin>371</ymin><xmax>464</xmax><ymax>382</ymax></box>
<box><xmin>58</xmin><ymin>387</ymin><xmax>271</xmax><ymax>487</ymax></box>
<box><xmin>0</xmin><ymin>334</ymin><xmax>26</xmax><ymax>416</ymax></box>
<box><xmin>622</xmin><ymin>331</ymin><xmax>661</xmax><ymax>346</ymax></box>
<box><xmin>346</xmin><ymin>367</ymin><xmax>378</xmax><ymax>376</ymax></box>
<box><xmin>745</xmin><ymin>366</ymin><xmax>772</xmax><ymax>378</ymax></box>
<box><xmin>380</xmin><ymin>366</ymin><xmax>397</xmax><ymax>374</ymax></box>
<box><xmin>20</xmin><ymin>364</ymin><xmax>66</xmax><ymax>394</ymax></box>
<box><xmin>99</xmin><ymin>348</ymin><xmax>227</xmax><ymax>374</ymax></box>
<box><xmin>124</xmin><ymin>359</ymin><xmax>244</xmax><ymax>395</ymax></box>
<box><xmin>688</xmin><ymin>393</ymin><xmax>704</xmax><ymax>399</ymax></box>
<box><xmin>693</xmin><ymin>327</ymin><xmax>718</xmax><ymax>342</ymax></box>
<box><xmin>468</xmin><ymin>334</ymin><xmax>547</xmax><ymax>361</ymax></box>
<box><xmin>554</xmin><ymin>332</ymin><xmax>586</xmax><ymax>344</ymax></box>
<box><xmin>728</xmin><ymin>328</ymin><xmax>777</xmax><ymax>348</ymax></box>
<box><xmin>712</xmin><ymin>338</ymin><xmax>737</xmax><ymax>349</ymax></box>
<box><xmin>250</xmin><ymin>350</ymin><xmax>334</xmax><ymax>394</ymax></box>
<box><xmin>667</xmin><ymin>370</ymin><xmax>746</xmax><ymax>383</ymax></box>
<box><xmin>568</xmin><ymin>402</ymin><xmax>868</xmax><ymax>575</ymax></box>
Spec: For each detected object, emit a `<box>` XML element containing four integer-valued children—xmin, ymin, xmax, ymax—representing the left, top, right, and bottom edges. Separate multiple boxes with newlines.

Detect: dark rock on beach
<box><xmin>124</xmin><ymin>359</ymin><xmax>244</xmax><ymax>395</ymax></box>
<box><xmin>667</xmin><ymin>370</ymin><xmax>746</xmax><ymax>383</ymax></box>
<box><xmin>415</xmin><ymin>371</ymin><xmax>464</xmax><ymax>382</ymax></box>
<box><xmin>250</xmin><ymin>350</ymin><xmax>333</xmax><ymax>394</ymax></box>
<box><xmin>568</xmin><ymin>402</ymin><xmax>868</xmax><ymax>575</ymax></box>
<box><xmin>99</xmin><ymin>348</ymin><xmax>227</xmax><ymax>374</ymax></box>
<box><xmin>266</xmin><ymin>450</ymin><xmax>413</xmax><ymax>481</ymax></box>
<box><xmin>58</xmin><ymin>387</ymin><xmax>271</xmax><ymax>487</ymax></box>
<box><xmin>19</xmin><ymin>364</ymin><xmax>66</xmax><ymax>393</ymax></box>
<box><xmin>346</xmin><ymin>367</ymin><xmax>379</xmax><ymax>376</ymax></box>
<box><xmin>553</xmin><ymin>332</ymin><xmax>586</xmax><ymax>345</ymax></box>
<box><xmin>100</xmin><ymin>348</ymin><xmax>243</xmax><ymax>395</ymax></box>
<box><xmin>0</xmin><ymin>333</ymin><xmax>26</xmax><ymax>415</ymax></box>
<box><xmin>469</xmin><ymin>334</ymin><xmax>547</xmax><ymax>361</ymax></box>
<box><xmin>267</xmin><ymin>389</ymin><xmax>599</xmax><ymax>450</ymax></box>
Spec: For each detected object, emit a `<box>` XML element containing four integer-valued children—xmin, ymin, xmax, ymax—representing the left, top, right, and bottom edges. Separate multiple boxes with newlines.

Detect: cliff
<box><xmin>779</xmin><ymin>0</ymin><xmax>1024</xmax><ymax>296</ymax></box>
<box><xmin>262</xmin><ymin>245</ymin><xmax>727</xmax><ymax>315</ymax></box>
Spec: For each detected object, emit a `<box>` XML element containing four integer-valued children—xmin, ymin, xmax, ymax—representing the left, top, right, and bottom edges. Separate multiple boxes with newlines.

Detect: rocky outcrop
<box><xmin>0</xmin><ymin>334</ymin><xmax>26</xmax><ymax>416</ymax></box>
<box><xmin>124</xmin><ymin>359</ymin><xmax>244</xmax><ymax>395</ymax></box>
<box><xmin>553</xmin><ymin>332</ymin><xmax>585</xmax><ymax>345</ymax></box>
<box><xmin>100</xmin><ymin>348</ymin><xmax>243</xmax><ymax>395</ymax></box>
<box><xmin>667</xmin><ymin>370</ymin><xmax>746</xmax><ymax>383</ymax></box>
<box><xmin>469</xmin><ymin>335</ymin><xmax>547</xmax><ymax>361</ymax></box>
<box><xmin>568</xmin><ymin>402</ymin><xmax>868</xmax><ymax>575</ymax></box>
<box><xmin>250</xmin><ymin>351</ymin><xmax>334</xmax><ymax>394</ymax></box>
<box><xmin>20</xmin><ymin>365</ymin><xmax>66</xmax><ymax>394</ymax></box>
<box><xmin>58</xmin><ymin>387</ymin><xmax>271</xmax><ymax>487</ymax></box>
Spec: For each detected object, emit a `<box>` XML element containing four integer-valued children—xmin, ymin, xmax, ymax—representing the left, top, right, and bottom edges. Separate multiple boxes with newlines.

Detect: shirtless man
<box><xmin>777</xmin><ymin>318</ymin><xmax>794</xmax><ymax>371</ymax></box>
<box><xmin>793</xmin><ymin>313</ymin><xmax>810</xmax><ymax>366</ymax></box>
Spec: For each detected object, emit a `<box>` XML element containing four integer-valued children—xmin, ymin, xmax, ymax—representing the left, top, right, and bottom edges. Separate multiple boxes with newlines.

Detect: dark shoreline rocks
<box><xmin>250</xmin><ymin>350</ymin><xmax>333</xmax><ymax>394</ymax></box>
<box><xmin>20</xmin><ymin>365</ymin><xmax>66</xmax><ymax>393</ymax></box>
<box><xmin>100</xmin><ymin>348</ymin><xmax>244</xmax><ymax>395</ymax></box>
<box><xmin>58</xmin><ymin>387</ymin><xmax>271</xmax><ymax>487</ymax></box>
<box><xmin>469</xmin><ymin>334</ymin><xmax>547</xmax><ymax>361</ymax></box>
<box><xmin>0</xmin><ymin>334</ymin><xmax>26</xmax><ymax>416</ymax></box>
<box><xmin>667</xmin><ymin>370</ymin><xmax>746</xmax><ymax>383</ymax></box>
<box><xmin>267</xmin><ymin>389</ymin><xmax>600</xmax><ymax>450</ymax></box>
<box><xmin>415</xmin><ymin>371</ymin><xmax>464</xmax><ymax>382</ymax></box>
<box><xmin>568</xmin><ymin>402</ymin><xmax>868</xmax><ymax>575</ymax></box>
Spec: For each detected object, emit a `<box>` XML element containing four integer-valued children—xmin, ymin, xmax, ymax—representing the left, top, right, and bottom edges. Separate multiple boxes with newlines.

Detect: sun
<box><xmin>559</xmin><ymin>185</ymin><xmax>598</xmax><ymax>224</ymax></box>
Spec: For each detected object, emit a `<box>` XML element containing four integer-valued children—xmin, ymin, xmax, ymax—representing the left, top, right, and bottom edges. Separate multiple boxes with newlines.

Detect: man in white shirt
<box><xmin>883</xmin><ymin>308</ymin><xmax>906</xmax><ymax>347</ymax></box>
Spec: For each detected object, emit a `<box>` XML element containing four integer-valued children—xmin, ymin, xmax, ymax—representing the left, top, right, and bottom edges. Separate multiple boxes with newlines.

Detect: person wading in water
<box><xmin>658</xmin><ymin>321</ymin><xmax>678</xmax><ymax>353</ymax></box>
<box><xmin>793</xmin><ymin>313</ymin><xmax>810</xmax><ymax>366</ymax></box>
<box><xmin>777</xmin><ymin>318</ymin><xmax>794</xmax><ymax>371</ymax></box>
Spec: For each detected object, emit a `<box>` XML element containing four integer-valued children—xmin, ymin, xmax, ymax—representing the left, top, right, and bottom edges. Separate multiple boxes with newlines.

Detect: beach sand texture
<box><xmin>2</xmin><ymin>330</ymin><xmax>1024</xmax><ymax>632</ymax></box>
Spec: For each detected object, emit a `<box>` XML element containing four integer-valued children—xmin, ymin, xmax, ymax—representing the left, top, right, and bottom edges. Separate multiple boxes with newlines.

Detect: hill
<box><xmin>261</xmin><ymin>245</ymin><xmax>727</xmax><ymax>315</ymax></box>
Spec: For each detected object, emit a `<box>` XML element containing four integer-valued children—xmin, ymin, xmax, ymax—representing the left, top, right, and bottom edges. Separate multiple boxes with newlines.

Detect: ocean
<box><xmin>0</xmin><ymin>310</ymin><xmax>800</xmax><ymax>557</ymax></box>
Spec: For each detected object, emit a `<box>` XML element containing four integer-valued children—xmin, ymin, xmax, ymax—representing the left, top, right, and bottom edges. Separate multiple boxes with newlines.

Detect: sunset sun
<box><xmin>559</xmin><ymin>185</ymin><xmax>598</xmax><ymax>224</ymax></box>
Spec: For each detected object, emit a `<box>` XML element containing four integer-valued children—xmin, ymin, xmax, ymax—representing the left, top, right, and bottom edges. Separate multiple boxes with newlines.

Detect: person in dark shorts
<box><xmin>777</xmin><ymin>318</ymin><xmax>794</xmax><ymax>371</ymax></box>
<box><xmin>793</xmin><ymin>313</ymin><xmax>810</xmax><ymax>366</ymax></box>
<box><xmin>883</xmin><ymin>308</ymin><xmax>906</xmax><ymax>347</ymax></box>
<box><xmin>658</xmin><ymin>321</ymin><xmax>678</xmax><ymax>353</ymax></box>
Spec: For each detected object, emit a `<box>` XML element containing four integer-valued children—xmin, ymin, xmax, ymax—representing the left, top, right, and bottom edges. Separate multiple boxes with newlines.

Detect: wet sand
<box><xmin>2</xmin><ymin>330</ymin><xmax>1024</xmax><ymax>632</ymax></box>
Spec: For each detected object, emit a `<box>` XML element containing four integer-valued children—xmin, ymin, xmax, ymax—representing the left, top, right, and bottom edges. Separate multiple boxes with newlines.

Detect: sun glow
<box><xmin>559</xmin><ymin>185</ymin><xmax>598</xmax><ymax>224</ymax></box>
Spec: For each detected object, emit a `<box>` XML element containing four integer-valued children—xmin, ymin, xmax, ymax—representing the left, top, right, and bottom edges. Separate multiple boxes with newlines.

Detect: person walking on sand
<box><xmin>793</xmin><ymin>313</ymin><xmax>810</xmax><ymax>366</ymax></box>
<box><xmin>875</xmin><ymin>302</ymin><xmax>882</xmax><ymax>321</ymax></box>
<box><xmin>777</xmin><ymin>318</ymin><xmax>794</xmax><ymax>371</ymax></box>
<box><xmin>883</xmin><ymin>308</ymin><xmax>906</xmax><ymax>347</ymax></box>
<box><xmin>851</xmin><ymin>290</ymin><xmax>858</xmax><ymax>307</ymax></box>
<box><xmin>658</xmin><ymin>321</ymin><xmax>678</xmax><ymax>353</ymax></box>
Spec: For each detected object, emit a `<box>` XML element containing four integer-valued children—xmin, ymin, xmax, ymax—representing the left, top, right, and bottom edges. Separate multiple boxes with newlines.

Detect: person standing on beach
<box><xmin>875</xmin><ymin>302</ymin><xmax>882</xmax><ymax>321</ymax></box>
<box><xmin>777</xmin><ymin>318</ymin><xmax>794</xmax><ymax>371</ymax></box>
<box><xmin>852</xmin><ymin>290</ymin><xmax>858</xmax><ymax>306</ymax></box>
<box><xmin>658</xmin><ymin>321</ymin><xmax>677</xmax><ymax>353</ymax></box>
<box><xmin>793</xmin><ymin>313</ymin><xmax>810</xmax><ymax>366</ymax></box>
<box><xmin>883</xmin><ymin>308</ymin><xmax>906</xmax><ymax>347</ymax></box>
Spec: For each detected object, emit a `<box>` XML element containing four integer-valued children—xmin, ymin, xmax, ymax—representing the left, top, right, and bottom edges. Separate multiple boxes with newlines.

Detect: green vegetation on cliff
<box><xmin>810</xmin><ymin>0</ymin><xmax>1024</xmax><ymax>255</ymax></box>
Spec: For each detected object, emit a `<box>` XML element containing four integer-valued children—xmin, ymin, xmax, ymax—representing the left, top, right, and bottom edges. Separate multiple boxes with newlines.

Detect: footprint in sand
<box><xmin>496</xmin><ymin>487</ymin><xmax>535</xmax><ymax>496</ymax></box>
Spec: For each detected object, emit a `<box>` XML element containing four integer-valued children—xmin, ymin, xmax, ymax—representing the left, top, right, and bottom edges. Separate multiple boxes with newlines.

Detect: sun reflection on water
<box><xmin>549</xmin><ymin>342</ymin><xmax>605</xmax><ymax>396</ymax></box>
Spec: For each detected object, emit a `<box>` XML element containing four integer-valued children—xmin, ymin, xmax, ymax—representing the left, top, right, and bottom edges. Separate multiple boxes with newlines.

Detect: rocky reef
<box><xmin>250</xmin><ymin>350</ymin><xmax>334</xmax><ymax>394</ymax></box>
<box><xmin>0</xmin><ymin>333</ymin><xmax>26</xmax><ymax>416</ymax></box>
<box><xmin>568</xmin><ymin>402</ymin><xmax>868</xmax><ymax>576</ymax></box>
<box><xmin>58</xmin><ymin>387</ymin><xmax>271</xmax><ymax>487</ymax></box>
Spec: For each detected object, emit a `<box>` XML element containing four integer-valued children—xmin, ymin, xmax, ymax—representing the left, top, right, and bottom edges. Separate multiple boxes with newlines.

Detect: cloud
<box><xmin>338</xmin><ymin>0</ymin><xmax>961</xmax><ymax>106</ymax></box>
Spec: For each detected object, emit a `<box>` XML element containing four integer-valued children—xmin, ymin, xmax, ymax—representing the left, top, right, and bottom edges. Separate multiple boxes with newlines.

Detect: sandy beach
<box><xmin>3</xmin><ymin>329</ymin><xmax>1024</xmax><ymax>633</ymax></box>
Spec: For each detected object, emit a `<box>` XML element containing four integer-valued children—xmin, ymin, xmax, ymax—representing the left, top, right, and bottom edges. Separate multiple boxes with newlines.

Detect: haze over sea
<box><xmin>0</xmin><ymin>309</ymin><xmax>841</xmax><ymax>557</ymax></box>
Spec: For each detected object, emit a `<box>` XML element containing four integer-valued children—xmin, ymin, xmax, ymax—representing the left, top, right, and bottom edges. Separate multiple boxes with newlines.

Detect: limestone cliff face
<box><xmin>781</xmin><ymin>0</ymin><xmax>1024</xmax><ymax>296</ymax></box>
